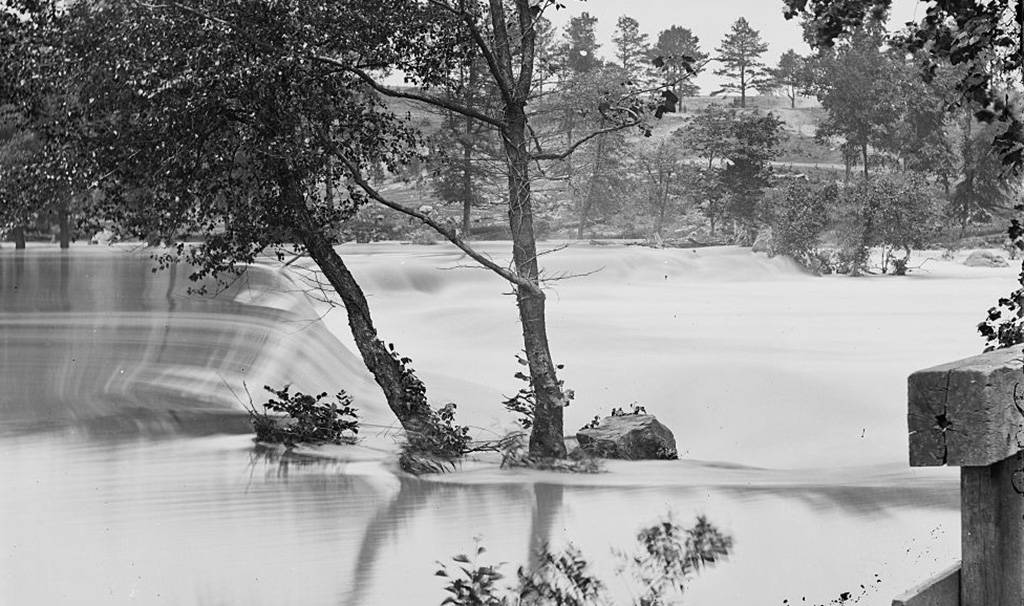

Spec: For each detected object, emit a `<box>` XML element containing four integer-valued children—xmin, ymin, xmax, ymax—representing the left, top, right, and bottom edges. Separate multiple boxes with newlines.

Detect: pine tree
<box><xmin>560</xmin><ymin>12</ymin><xmax>601</xmax><ymax>74</ymax></box>
<box><xmin>713</xmin><ymin>18</ymin><xmax>771</xmax><ymax>108</ymax></box>
<box><xmin>769</xmin><ymin>49</ymin><xmax>808</xmax><ymax>109</ymax></box>
<box><xmin>612</xmin><ymin>15</ymin><xmax>649</xmax><ymax>80</ymax></box>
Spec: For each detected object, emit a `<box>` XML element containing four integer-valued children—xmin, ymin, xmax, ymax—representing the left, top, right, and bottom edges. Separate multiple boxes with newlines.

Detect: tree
<box><xmin>560</xmin><ymin>12</ymin><xmax>601</xmax><ymax>75</ymax></box>
<box><xmin>719</xmin><ymin>111</ymin><xmax>786</xmax><ymax>238</ymax></box>
<box><xmin>635</xmin><ymin>138</ymin><xmax>689</xmax><ymax>237</ymax></box>
<box><xmin>428</xmin><ymin>57</ymin><xmax>502</xmax><ymax>237</ymax></box>
<box><xmin>649</xmin><ymin>26</ymin><xmax>708</xmax><ymax>100</ymax></box>
<box><xmin>330</xmin><ymin>0</ymin><xmax>672</xmax><ymax>458</ymax></box>
<box><xmin>784</xmin><ymin>0</ymin><xmax>1024</xmax><ymax>173</ymax></box>
<box><xmin>713</xmin><ymin>18</ymin><xmax>772</xmax><ymax>108</ymax></box>
<box><xmin>53</xmin><ymin>1</ymin><xmax>445</xmax><ymax>438</ymax></box>
<box><xmin>612</xmin><ymin>15</ymin><xmax>649</xmax><ymax>79</ymax></box>
<box><xmin>892</xmin><ymin>54</ymin><xmax>959</xmax><ymax>185</ymax></box>
<box><xmin>682</xmin><ymin>105</ymin><xmax>785</xmax><ymax>237</ymax></box>
<box><xmin>770</xmin><ymin>49</ymin><xmax>810</xmax><ymax>108</ymax></box>
<box><xmin>950</xmin><ymin>117</ymin><xmax>1020</xmax><ymax>235</ymax></box>
<box><xmin>0</xmin><ymin>2</ymin><xmax>86</xmax><ymax>249</ymax></box>
<box><xmin>807</xmin><ymin>23</ymin><xmax>903</xmax><ymax>179</ymax></box>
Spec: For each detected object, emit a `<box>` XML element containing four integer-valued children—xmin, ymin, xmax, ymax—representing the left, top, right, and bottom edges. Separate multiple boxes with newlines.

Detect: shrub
<box><xmin>760</xmin><ymin>181</ymin><xmax>834</xmax><ymax>270</ymax></box>
<box><xmin>399</xmin><ymin>402</ymin><xmax>473</xmax><ymax>475</ymax></box>
<box><xmin>834</xmin><ymin>173</ymin><xmax>942</xmax><ymax>275</ymax></box>
<box><xmin>247</xmin><ymin>385</ymin><xmax>358</xmax><ymax>447</ymax></box>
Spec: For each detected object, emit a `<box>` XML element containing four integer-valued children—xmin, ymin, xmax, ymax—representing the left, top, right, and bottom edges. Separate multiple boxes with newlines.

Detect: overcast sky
<box><xmin>546</xmin><ymin>0</ymin><xmax>927</xmax><ymax>94</ymax></box>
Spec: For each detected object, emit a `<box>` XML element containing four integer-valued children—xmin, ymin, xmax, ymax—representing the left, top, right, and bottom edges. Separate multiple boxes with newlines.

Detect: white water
<box><xmin>2</xmin><ymin>242</ymin><xmax>1010</xmax><ymax>605</ymax></box>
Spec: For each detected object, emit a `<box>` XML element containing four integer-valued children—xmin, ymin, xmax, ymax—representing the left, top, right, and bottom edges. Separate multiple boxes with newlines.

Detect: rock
<box><xmin>964</xmin><ymin>250</ymin><xmax>1009</xmax><ymax>267</ymax></box>
<box><xmin>576</xmin><ymin>414</ymin><xmax>677</xmax><ymax>460</ymax></box>
<box><xmin>751</xmin><ymin>229</ymin><xmax>774</xmax><ymax>254</ymax></box>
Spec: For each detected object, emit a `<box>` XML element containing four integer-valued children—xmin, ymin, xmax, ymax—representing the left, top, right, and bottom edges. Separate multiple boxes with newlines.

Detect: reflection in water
<box><xmin>0</xmin><ymin>247</ymin><xmax>962</xmax><ymax>605</ymax></box>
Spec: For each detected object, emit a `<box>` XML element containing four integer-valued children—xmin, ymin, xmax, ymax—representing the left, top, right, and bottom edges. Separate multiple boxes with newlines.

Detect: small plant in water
<box><xmin>247</xmin><ymin>385</ymin><xmax>358</xmax><ymax>447</ymax></box>
<box><xmin>503</xmin><ymin>353</ymin><xmax>574</xmax><ymax>430</ymax></box>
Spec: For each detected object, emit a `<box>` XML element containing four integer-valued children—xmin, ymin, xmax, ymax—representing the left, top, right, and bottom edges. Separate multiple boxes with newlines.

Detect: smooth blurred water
<box><xmin>0</xmin><ymin>244</ymin><xmax>977</xmax><ymax>605</ymax></box>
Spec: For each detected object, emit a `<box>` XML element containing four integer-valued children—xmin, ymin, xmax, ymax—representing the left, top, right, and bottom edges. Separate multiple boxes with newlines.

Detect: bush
<box><xmin>760</xmin><ymin>181</ymin><xmax>834</xmax><ymax>269</ymax></box>
<box><xmin>834</xmin><ymin>173</ymin><xmax>942</xmax><ymax>275</ymax></box>
<box><xmin>247</xmin><ymin>385</ymin><xmax>358</xmax><ymax>447</ymax></box>
<box><xmin>398</xmin><ymin>402</ymin><xmax>473</xmax><ymax>475</ymax></box>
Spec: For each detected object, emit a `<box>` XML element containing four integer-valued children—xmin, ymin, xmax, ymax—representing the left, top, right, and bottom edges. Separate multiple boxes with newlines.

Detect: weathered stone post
<box><xmin>903</xmin><ymin>345</ymin><xmax>1024</xmax><ymax>606</ymax></box>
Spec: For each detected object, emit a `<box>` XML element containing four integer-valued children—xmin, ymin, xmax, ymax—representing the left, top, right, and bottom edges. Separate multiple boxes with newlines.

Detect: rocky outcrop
<box><xmin>576</xmin><ymin>414</ymin><xmax>677</xmax><ymax>460</ymax></box>
<box><xmin>964</xmin><ymin>250</ymin><xmax>1009</xmax><ymax>267</ymax></box>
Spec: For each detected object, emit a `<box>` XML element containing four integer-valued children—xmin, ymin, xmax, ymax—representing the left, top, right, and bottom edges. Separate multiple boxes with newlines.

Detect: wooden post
<box><xmin>903</xmin><ymin>345</ymin><xmax>1024</xmax><ymax>606</ymax></box>
<box><xmin>961</xmin><ymin>454</ymin><xmax>1024</xmax><ymax>606</ymax></box>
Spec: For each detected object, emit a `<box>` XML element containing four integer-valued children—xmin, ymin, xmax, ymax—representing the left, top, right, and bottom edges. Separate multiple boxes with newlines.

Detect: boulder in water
<box><xmin>576</xmin><ymin>414</ymin><xmax>677</xmax><ymax>460</ymax></box>
<box><xmin>964</xmin><ymin>250</ymin><xmax>1009</xmax><ymax>268</ymax></box>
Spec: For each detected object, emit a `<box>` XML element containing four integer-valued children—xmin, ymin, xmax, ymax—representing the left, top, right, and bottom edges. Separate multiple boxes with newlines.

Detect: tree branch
<box><xmin>339</xmin><ymin>157</ymin><xmax>543</xmax><ymax>296</ymax></box>
<box><xmin>314</xmin><ymin>60</ymin><xmax>504</xmax><ymax>129</ymax></box>
<box><xmin>423</xmin><ymin>0</ymin><xmax>515</xmax><ymax>105</ymax></box>
<box><xmin>138</xmin><ymin>0</ymin><xmax>505</xmax><ymax>129</ymax></box>
<box><xmin>531</xmin><ymin>118</ymin><xmax>641</xmax><ymax>161</ymax></box>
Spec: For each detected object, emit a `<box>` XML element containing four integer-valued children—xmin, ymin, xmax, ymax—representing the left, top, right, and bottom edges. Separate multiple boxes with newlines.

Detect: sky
<box><xmin>546</xmin><ymin>0</ymin><xmax>927</xmax><ymax>94</ymax></box>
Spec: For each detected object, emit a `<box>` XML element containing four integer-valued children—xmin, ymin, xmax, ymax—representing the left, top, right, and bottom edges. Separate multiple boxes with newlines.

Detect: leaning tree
<box><xmin>52</xmin><ymin>0</ymin><xmax>458</xmax><ymax>437</ymax></box>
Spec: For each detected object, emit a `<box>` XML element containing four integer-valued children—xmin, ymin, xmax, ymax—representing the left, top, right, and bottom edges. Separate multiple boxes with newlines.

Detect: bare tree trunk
<box><xmin>504</xmin><ymin>105</ymin><xmax>567</xmax><ymax>458</ymax></box>
<box><xmin>284</xmin><ymin>179</ymin><xmax>433</xmax><ymax>435</ymax></box>
<box><xmin>12</xmin><ymin>226</ymin><xmax>26</xmax><ymax>249</ymax></box>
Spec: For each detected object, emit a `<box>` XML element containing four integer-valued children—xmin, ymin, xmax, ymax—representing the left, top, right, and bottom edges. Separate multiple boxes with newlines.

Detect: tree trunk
<box><xmin>861</xmin><ymin>142</ymin><xmax>869</xmax><ymax>180</ymax></box>
<box><xmin>504</xmin><ymin>105</ymin><xmax>567</xmax><ymax>459</ymax></box>
<box><xmin>12</xmin><ymin>226</ymin><xmax>25</xmax><ymax>249</ymax></box>
<box><xmin>284</xmin><ymin>179</ymin><xmax>433</xmax><ymax>435</ymax></box>
<box><xmin>462</xmin><ymin>141</ymin><xmax>473</xmax><ymax>238</ymax></box>
<box><xmin>740</xmin><ymin>67</ymin><xmax>746</xmax><ymax>108</ymax></box>
<box><xmin>578</xmin><ymin>123</ymin><xmax>607</xmax><ymax>239</ymax></box>
<box><xmin>58</xmin><ymin>207</ymin><xmax>70</xmax><ymax>249</ymax></box>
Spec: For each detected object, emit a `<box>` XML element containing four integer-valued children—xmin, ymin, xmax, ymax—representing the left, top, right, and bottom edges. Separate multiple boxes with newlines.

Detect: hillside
<box><xmin>368</xmin><ymin>92</ymin><xmax>842</xmax><ymax>240</ymax></box>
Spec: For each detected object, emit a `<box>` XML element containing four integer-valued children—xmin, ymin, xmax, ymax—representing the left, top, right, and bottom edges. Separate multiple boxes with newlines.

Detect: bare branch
<box><xmin>339</xmin><ymin>157</ymin><xmax>543</xmax><ymax>296</ymax></box>
<box><xmin>316</xmin><ymin>60</ymin><xmax>504</xmax><ymax>129</ymax></box>
<box><xmin>531</xmin><ymin>117</ymin><xmax>642</xmax><ymax>161</ymax></box>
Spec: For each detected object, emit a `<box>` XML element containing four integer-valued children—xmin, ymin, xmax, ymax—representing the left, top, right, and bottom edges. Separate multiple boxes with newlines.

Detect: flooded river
<box><xmin>1</xmin><ymin>243</ymin><xmax>997</xmax><ymax>605</ymax></box>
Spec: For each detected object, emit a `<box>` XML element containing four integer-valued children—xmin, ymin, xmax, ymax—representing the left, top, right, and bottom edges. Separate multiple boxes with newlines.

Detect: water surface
<box><xmin>1</xmin><ymin>244</ymin><xmax>981</xmax><ymax>605</ymax></box>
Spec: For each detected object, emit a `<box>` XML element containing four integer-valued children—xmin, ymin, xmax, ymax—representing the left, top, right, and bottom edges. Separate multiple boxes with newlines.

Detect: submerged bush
<box><xmin>247</xmin><ymin>385</ymin><xmax>358</xmax><ymax>447</ymax></box>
